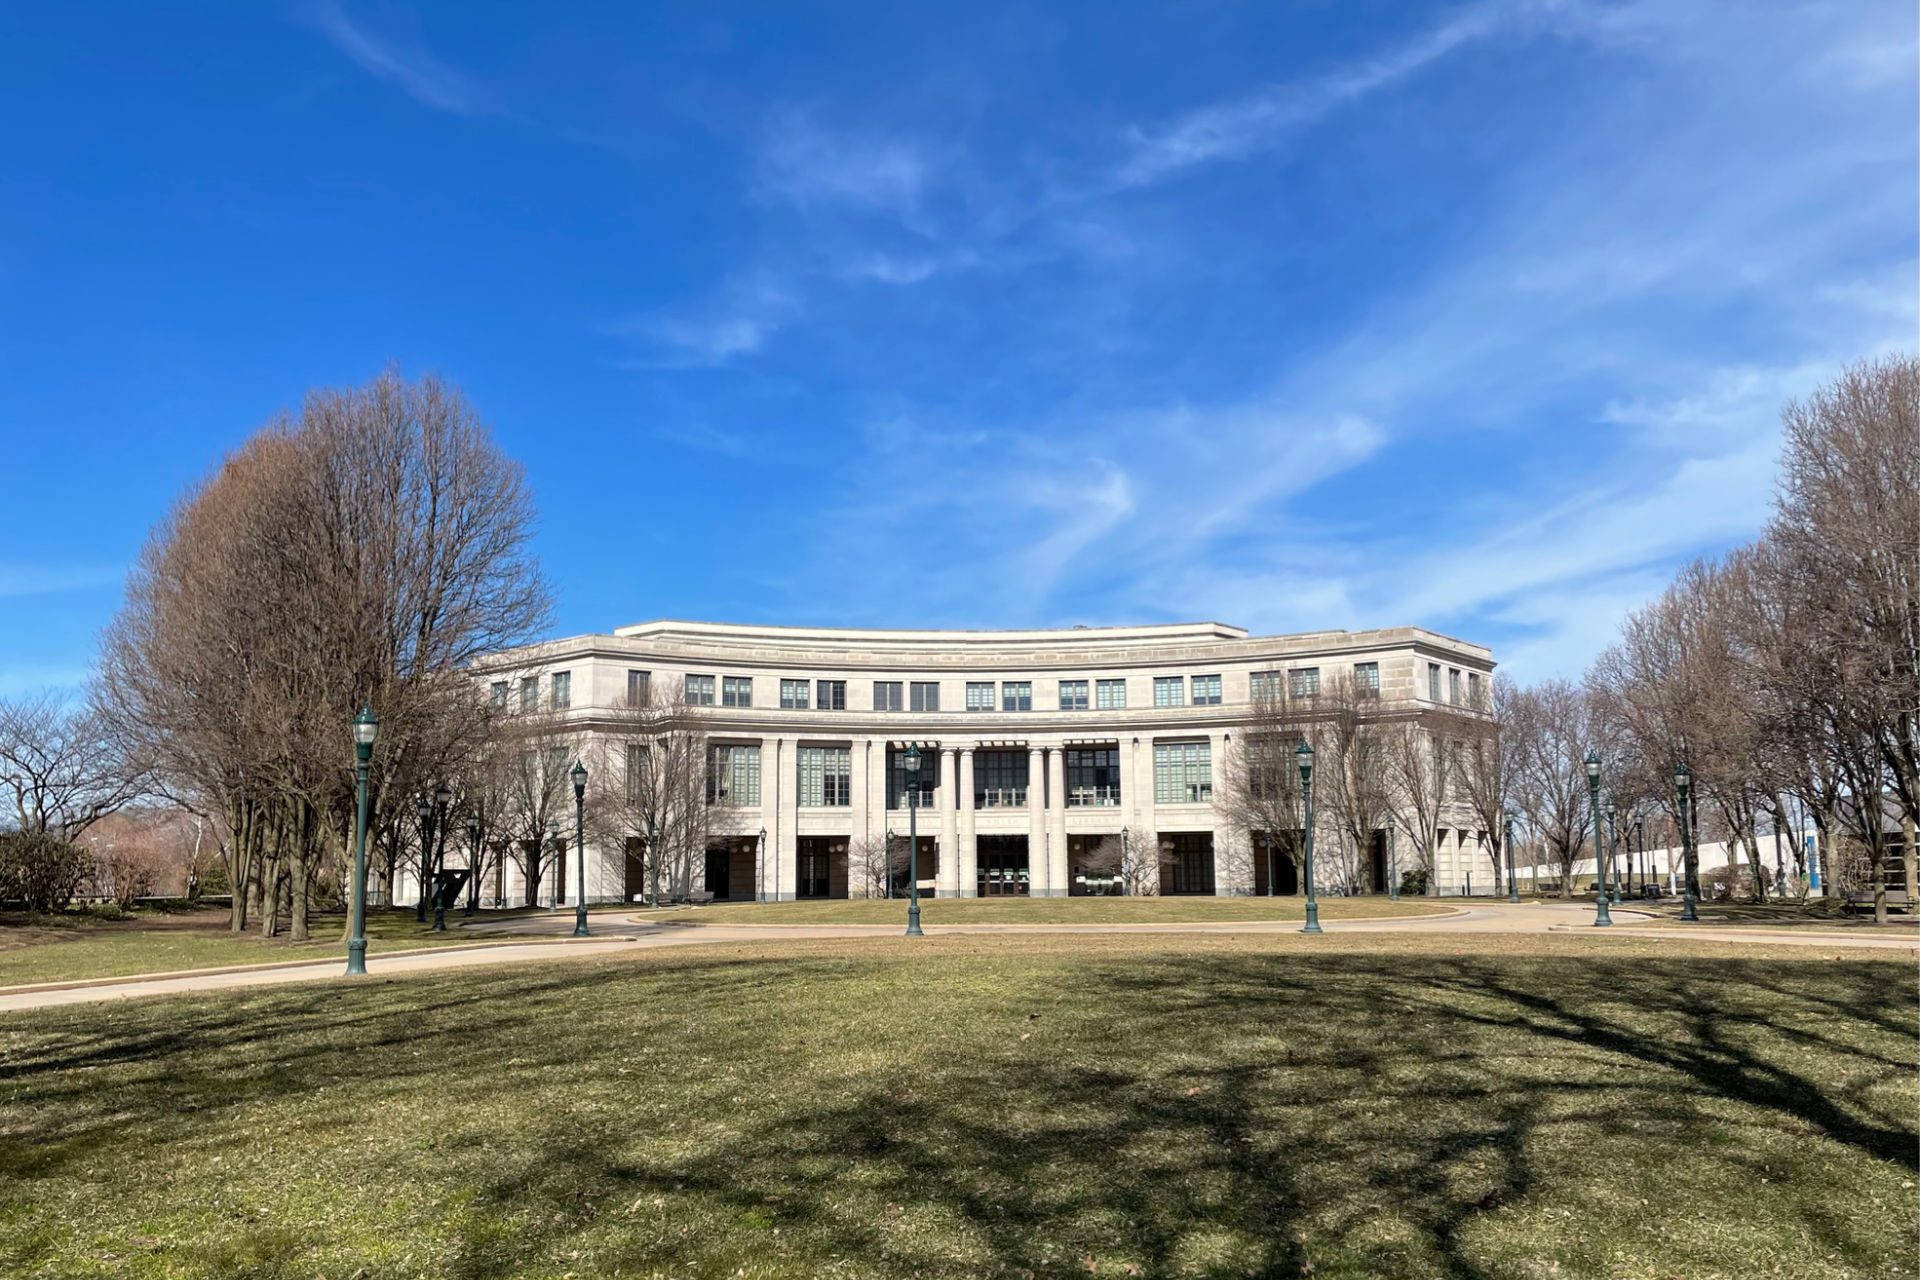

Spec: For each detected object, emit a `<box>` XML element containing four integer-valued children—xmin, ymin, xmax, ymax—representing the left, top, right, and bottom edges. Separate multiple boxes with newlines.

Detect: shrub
<box><xmin>1398</xmin><ymin>867</ymin><xmax>1429</xmax><ymax>896</ymax></box>
<box><xmin>0</xmin><ymin>833</ymin><xmax>94</xmax><ymax>914</ymax></box>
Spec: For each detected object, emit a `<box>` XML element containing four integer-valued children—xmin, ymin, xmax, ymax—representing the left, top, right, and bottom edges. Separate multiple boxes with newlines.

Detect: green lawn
<box><xmin>1630</xmin><ymin>901</ymin><xmax>1920</xmax><ymax>932</ymax></box>
<box><xmin>0</xmin><ymin>907</ymin><xmax>554</xmax><ymax>988</ymax></box>
<box><xmin>634</xmin><ymin>894</ymin><xmax>1453</xmax><ymax>926</ymax></box>
<box><xmin>0</xmin><ymin>933</ymin><xmax>1912</xmax><ymax>1279</ymax></box>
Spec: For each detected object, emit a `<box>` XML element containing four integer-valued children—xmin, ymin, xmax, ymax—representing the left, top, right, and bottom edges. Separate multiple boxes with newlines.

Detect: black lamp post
<box><xmin>571</xmin><ymin>760</ymin><xmax>589</xmax><ymax>936</ymax></box>
<box><xmin>415</xmin><ymin>792</ymin><xmax>434</xmax><ymax>923</ymax></box>
<box><xmin>903</xmin><ymin>745</ymin><xmax>924</xmax><ymax>937</ymax></box>
<box><xmin>758</xmin><ymin>826</ymin><xmax>767</xmax><ymax>904</ymax></box>
<box><xmin>1505</xmin><ymin>809</ymin><xmax>1521</xmax><ymax>903</ymax></box>
<box><xmin>1585</xmin><ymin>750</ymin><xmax>1612</xmax><ymax>927</ymax></box>
<box><xmin>647</xmin><ymin>817</ymin><xmax>660</xmax><ymax>908</ymax></box>
<box><xmin>464</xmin><ymin>811</ymin><xmax>481</xmax><ymax>917</ymax></box>
<box><xmin>1263</xmin><ymin>829</ymin><xmax>1274</xmax><ymax>897</ymax></box>
<box><xmin>1675</xmin><ymin>762</ymin><xmax>1699</xmax><ymax>921</ymax></box>
<box><xmin>1387</xmin><ymin>826</ymin><xmax>1399</xmax><ymax>901</ymax></box>
<box><xmin>1298</xmin><ymin>740</ymin><xmax>1321</xmax><ymax>935</ymax></box>
<box><xmin>1597</xmin><ymin>794</ymin><xmax>1612</xmax><ymax>905</ymax></box>
<box><xmin>1121</xmin><ymin>826</ymin><xmax>1130</xmax><ymax>897</ymax></box>
<box><xmin>345</xmin><ymin>705</ymin><xmax>377</xmax><ymax>976</ymax></box>
<box><xmin>884</xmin><ymin>827</ymin><xmax>894</xmax><ymax>900</ymax></box>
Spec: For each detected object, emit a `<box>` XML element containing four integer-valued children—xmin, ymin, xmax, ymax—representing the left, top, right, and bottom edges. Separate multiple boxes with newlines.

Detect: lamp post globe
<box><xmin>1585</xmin><ymin>750</ymin><xmax>1612</xmax><ymax>926</ymax></box>
<box><xmin>902</xmin><ymin>745</ymin><xmax>924</xmax><ymax>937</ymax></box>
<box><xmin>1674</xmin><ymin>761</ymin><xmax>1698</xmax><ymax>921</ymax></box>
<box><xmin>1297</xmin><ymin>740</ymin><xmax>1321</xmax><ymax>935</ymax></box>
<box><xmin>346</xmin><ymin>706</ymin><xmax>378</xmax><ymax>976</ymax></box>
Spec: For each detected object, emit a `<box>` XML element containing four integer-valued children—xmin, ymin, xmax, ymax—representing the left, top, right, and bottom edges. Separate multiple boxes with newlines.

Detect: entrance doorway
<box><xmin>977</xmin><ymin>835</ymin><xmax>1030</xmax><ymax>896</ymax></box>
<box><xmin>797</xmin><ymin>837</ymin><xmax>848</xmax><ymax>899</ymax></box>
<box><xmin>890</xmin><ymin>836</ymin><xmax>939</xmax><ymax>898</ymax></box>
<box><xmin>1160</xmin><ymin>832</ymin><xmax>1215</xmax><ymax>896</ymax></box>
<box><xmin>1068</xmin><ymin>833</ymin><xmax>1122</xmax><ymax>895</ymax></box>
<box><xmin>1250</xmin><ymin>832</ymin><xmax>1299</xmax><ymax>896</ymax></box>
<box><xmin>624</xmin><ymin>836</ymin><xmax>648</xmax><ymax>901</ymax></box>
<box><xmin>1368</xmin><ymin>830</ymin><xmax>1388</xmax><ymax>893</ymax></box>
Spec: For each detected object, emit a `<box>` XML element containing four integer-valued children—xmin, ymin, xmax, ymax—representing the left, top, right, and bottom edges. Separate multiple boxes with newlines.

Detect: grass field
<box><xmin>1632</xmin><ymin>901</ymin><xmax>1919</xmax><ymax>932</ymax></box>
<box><xmin>0</xmin><ymin>907</ymin><xmax>558</xmax><ymax>988</ymax></box>
<box><xmin>0</xmin><ymin>932</ymin><xmax>1912</xmax><ymax>1279</ymax></box>
<box><xmin>632</xmin><ymin>895</ymin><xmax>1452</xmax><ymax>926</ymax></box>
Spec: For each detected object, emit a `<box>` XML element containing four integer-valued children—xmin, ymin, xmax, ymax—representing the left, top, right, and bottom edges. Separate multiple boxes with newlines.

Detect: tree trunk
<box><xmin>288</xmin><ymin>804</ymin><xmax>311</xmax><ymax>943</ymax></box>
<box><xmin>1903</xmin><ymin>815</ymin><xmax>1917</xmax><ymax>910</ymax></box>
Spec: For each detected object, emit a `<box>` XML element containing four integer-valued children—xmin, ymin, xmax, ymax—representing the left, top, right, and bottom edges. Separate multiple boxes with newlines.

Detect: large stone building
<box><xmin>470</xmin><ymin>619</ymin><xmax>1495</xmax><ymax>903</ymax></box>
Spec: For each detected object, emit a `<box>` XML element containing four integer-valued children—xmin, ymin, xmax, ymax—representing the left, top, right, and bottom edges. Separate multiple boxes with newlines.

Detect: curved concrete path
<box><xmin>2</xmin><ymin>901</ymin><xmax>1911</xmax><ymax>1013</ymax></box>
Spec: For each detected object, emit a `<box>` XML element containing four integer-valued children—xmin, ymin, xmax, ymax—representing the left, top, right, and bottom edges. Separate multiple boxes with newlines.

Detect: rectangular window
<box><xmin>707</xmin><ymin>744</ymin><xmax>761</xmax><ymax>806</ymax></box>
<box><xmin>1190</xmin><ymin>674</ymin><xmax>1222</xmax><ymax>705</ymax></box>
<box><xmin>910</xmin><ymin>681</ymin><xmax>940</xmax><ymax>712</ymax></box>
<box><xmin>888</xmin><ymin>747</ymin><xmax>940</xmax><ymax>809</ymax></box>
<box><xmin>975</xmin><ymin>749</ymin><xmax>1029</xmax><ymax>807</ymax></box>
<box><xmin>779</xmin><ymin>679</ymin><xmax>809</xmax><ymax>710</ymax></box>
<box><xmin>520</xmin><ymin>676</ymin><xmax>539</xmax><ymax>713</ymax></box>
<box><xmin>1467</xmin><ymin>671</ymin><xmax>1482</xmax><ymax>705</ymax></box>
<box><xmin>1250</xmin><ymin>670</ymin><xmax>1281</xmax><ymax>701</ymax></box>
<box><xmin>1001</xmin><ymin>681</ymin><xmax>1032</xmax><ymax>712</ymax></box>
<box><xmin>625</xmin><ymin>742</ymin><xmax>648</xmax><ymax>805</ymax></box>
<box><xmin>816</xmin><ymin>680</ymin><xmax>847</xmax><ymax>711</ymax></box>
<box><xmin>1289</xmin><ymin>667</ymin><xmax>1321</xmax><ymax>698</ymax></box>
<box><xmin>489</xmin><ymin>681</ymin><xmax>509</xmax><ymax>708</ymax></box>
<box><xmin>1154</xmin><ymin>676</ymin><xmax>1185</xmax><ymax>707</ymax></box>
<box><xmin>1449</xmin><ymin>668</ymin><xmax>1462</xmax><ymax>704</ymax></box>
<box><xmin>966</xmin><ymin>681</ymin><xmax>995</xmax><ymax>711</ymax></box>
<box><xmin>1058</xmin><ymin>679</ymin><xmax>1089</xmax><ymax>711</ymax></box>
<box><xmin>1355</xmin><ymin>662</ymin><xmax>1380</xmax><ymax>695</ymax></box>
<box><xmin>1428</xmin><ymin>662</ymin><xmax>1442</xmax><ymax>701</ymax></box>
<box><xmin>550</xmin><ymin>671</ymin><xmax>571</xmax><ymax>710</ymax></box>
<box><xmin>874</xmin><ymin>681</ymin><xmax>904</xmax><ymax>712</ymax></box>
<box><xmin>1065</xmin><ymin>747</ymin><xmax>1121</xmax><ymax>806</ymax></box>
<box><xmin>685</xmin><ymin>674</ymin><xmax>715</xmax><ymax>706</ymax></box>
<box><xmin>1153</xmin><ymin>741</ymin><xmax>1213</xmax><ymax>804</ymax></box>
<box><xmin>722</xmin><ymin>676</ymin><xmax>752</xmax><ymax>708</ymax></box>
<box><xmin>797</xmin><ymin>745</ymin><xmax>851</xmax><ymax>806</ymax></box>
<box><xmin>1096</xmin><ymin>678</ymin><xmax>1127</xmax><ymax>710</ymax></box>
<box><xmin>626</xmin><ymin>669</ymin><xmax>650</xmax><ymax>707</ymax></box>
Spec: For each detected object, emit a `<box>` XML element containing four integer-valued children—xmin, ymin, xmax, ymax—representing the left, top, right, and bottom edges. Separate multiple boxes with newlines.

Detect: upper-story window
<box><xmin>1058</xmin><ymin>680</ymin><xmax>1089</xmax><ymax>711</ymax></box>
<box><xmin>1153</xmin><ymin>741</ymin><xmax>1212</xmax><ymax>804</ymax></box>
<box><xmin>1190</xmin><ymin>674</ymin><xmax>1222</xmax><ymax>705</ymax></box>
<box><xmin>1153</xmin><ymin>676</ymin><xmax>1185</xmax><ymax>707</ymax></box>
<box><xmin>874</xmin><ymin>681</ymin><xmax>904</xmax><ymax>712</ymax></box>
<box><xmin>1001</xmin><ymin>681</ymin><xmax>1032</xmax><ymax>712</ymax></box>
<box><xmin>1096</xmin><ymin>678</ymin><xmax>1127</xmax><ymax>710</ymax></box>
<box><xmin>910</xmin><ymin>681</ymin><xmax>940</xmax><ymax>712</ymax></box>
<box><xmin>966</xmin><ymin>681</ymin><xmax>994</xmax><ymax>711</ymax></box>
<box><xmin>1065</xmin><ymin>747</ymin><xmax>1121</xmax><ymax>806</ymax></box>
<box><xmin>1427</xmin><ymin>662</ymin><xmax>1442</xmax><ymax>701</ymax></box>
<box><xmin>550</xmin><ymin>671</ymin><xmax>571</xmax><ymax>710</ymax></box>
<box><xmin>1467</xmin><ymin>671</ymin><xmax>1482</xmax><ymax>706</ymax></box>
<box><xmin>722</xmin><ymin>676</ymin><xmax>752</xmax><ymax>708</ymax></box>
<box><xmin>1355</xmin><ymin>662</ymin><xmax>1380</xmax><ymax>695</ymax></box>
<box><xmin>685</xmin><ymin>674</ymin><xmax>715</xmax><ymax>706</ymax></box>
<box><xmin>797</xmin><ymin>746</ymin><xmax>851</xmax><ymax>806</ymax></box>
<box><xmin>976</xmin><ymin>749</ymin><xmax>1029</xmax><ymax>807</ymax></box>
<box><xmin>707</xmin><ymin>744</ymin><xmax>761</xmax><ymax>806</ymax></box>
<box><xmin>779</xmin><ymin>679</ymin><xmax>809</xmax><ymax>709</ymax></box>
<box><xmin>626</xmin><ymin>669</ymin><xmax>650</xmax><ymax>707</ymax></box>
<box><xmin>1449</xmin><ymin>668</ymin><xmax>1463</xmax><ymax>704</ymax></box>
<box><xmin>1250</xmin><ymin>671</ymin><xmax>1281</xmax><ymax>701</ymax></box>
<box><xmin>520</xmin><ymin>676</ymin><xmax>540</xmax><ymax>713</ymax></box>
<box><xmin>816</xmin><ymin>680</ymin><xmax>847</xmax><ymax>711</ymax></box>
<box><xmin>887</xmin><ymin>747</ymin><xmax>939</xmax><ymax>809</ymax></box>
<box><xmin>490</xmin><ymin>681</ymin><xmax>509</xmax><ymax>709</ymax></box>
<box><xmin>1290</xmin><ymin>668</ymin><xmax>1320</xmax><ymax>698</ymax></box>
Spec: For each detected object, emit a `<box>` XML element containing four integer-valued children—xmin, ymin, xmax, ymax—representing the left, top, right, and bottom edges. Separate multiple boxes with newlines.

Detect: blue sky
<box><xmin>1</xmin><ymin>1</ymin><xmax>1913</xmax><ymax>693</ymax></box>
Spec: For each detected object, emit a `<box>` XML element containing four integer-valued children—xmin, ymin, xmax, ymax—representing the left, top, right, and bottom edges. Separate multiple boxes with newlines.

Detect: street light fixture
<box><xmin>1674</xmin><ymin>762</ymin><xmax>1699</xmax><ymax>921</ymax></box>
<box><xmin>758</xmin><ymin>826</ymin><xmax>768</xmax><ymax>904</ymax></box>
<box><xmin>1603</xmin><ymin>795</ymin><xmax>1621</xmax><ymax>905</ymax></box>
<box><xmin>464</xmin><ymin>811</ymin><xmax>481</xmax><ymax>917</ymax></box>
<box><xmin>415</xmin><ymin>791</ymin><xmax>435</xmax><ymax>924</ymax></box>
<box><xmin>1585</xmin><ymin>750</ymin><xmax>1612</xmax><ymax>927</ymax></box>
<box><xmin>1121</xmin><ymin>826</ymin><xmax>1130</xmax><ymax>897</ymax></box>
<box><xmin>1297</xmin><ymin>740</ymin><xmax>1321</xmax><ymax>935</ymax></box>
<box><xmin>345</xmin><ymin>706</ymin><xmax>378</xmax><ymax>976</ymax></box>
<box><xmin>902</xmin><ymin>745</ymin><xmax>925</xmax><ymax>937</ymax></box>
<box><xmin>571</xmin><ymin>759</ymin><xmax>589</xmax><ymax>937</ymax></box>
<box><xmin>546</xmin><ymin>818</ymin><xmax>560</xmax><ymax>909</ymax></box>
<box><xmin>1504</xmin><ymin>809</ymin><xmax>1520</xmax><ymax>903</ymax></box>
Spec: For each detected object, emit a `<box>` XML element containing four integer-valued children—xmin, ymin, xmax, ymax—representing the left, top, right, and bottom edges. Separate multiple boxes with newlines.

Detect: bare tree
<box><xmin>0</xmin><ymin>692</ymin><xmax>147</xmax><ymax>843</ymax></box>
<box><xmin>1216</xmin><ymin>681</ymin><xmax>1309</xmax><ymax>890</ymax></box>
<box><xmin>850</xmin><ymin>832</ymin><xmax>910</xmax><ymax>899</ymax></box>
<box><xmin>590</xmin><ymin>684</ymin><xmax>722</xmax><ymax>905</ymax></box>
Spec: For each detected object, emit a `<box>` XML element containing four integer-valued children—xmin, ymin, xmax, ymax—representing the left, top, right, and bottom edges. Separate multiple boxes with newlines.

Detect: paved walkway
<box><xmin>2</xmin><ymin>901</ymin><xmax>1911</xmax><ymax>1013</ymax></box>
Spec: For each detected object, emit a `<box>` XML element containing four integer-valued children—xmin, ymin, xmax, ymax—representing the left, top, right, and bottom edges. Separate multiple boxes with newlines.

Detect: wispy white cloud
<box><xmin>302</xmin><ymin>0</ymin><xmax>489</xmax><ymax>115</ymax></box>
<box><xmin>755</xmin><ymin>112</ymin><xmax>935</xmax><ymax>215</ymax></box>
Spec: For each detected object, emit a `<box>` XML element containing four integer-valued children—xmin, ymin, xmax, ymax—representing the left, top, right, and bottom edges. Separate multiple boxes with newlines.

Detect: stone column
<box><xmin>940</xmin><ymin>744</ymin><xmax>967</xmax><ymax>898</ymax></box>
<box><xmin>772</xmin><ymin>736</ymin><xmax>799</xmax><ymax>901</ymax></box>
<box><xmin>1209</xmin><ymin>730</ymin><xmax>1233</xmax><ymax>896</ymax></box>
<box><xmin>1025</xmin><ymin>745</ymin><xmax>1046</xmax><ymax>894</ymax></box>
<box><xmin>849</xmin><ymin>736</ymin><xmax>871</xmax><ymax>899</ymax></box>
<box><xmin>1046</xmin><ymin>744</ymin><xmax>1069</xmax><ymax>897</ymax></box>
<box><xmin>958</xmin><ymin>747</ymin><xmax>978</xmax><ymax>896</ymax></box>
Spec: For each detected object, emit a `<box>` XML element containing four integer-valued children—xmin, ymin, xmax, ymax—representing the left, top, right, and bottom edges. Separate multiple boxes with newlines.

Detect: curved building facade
<box><xmin>477</xmin><ymin>619</ymin><xmax>1495</xmax><ymax>902</ymax></box>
